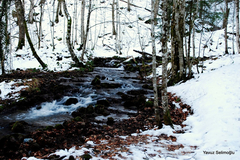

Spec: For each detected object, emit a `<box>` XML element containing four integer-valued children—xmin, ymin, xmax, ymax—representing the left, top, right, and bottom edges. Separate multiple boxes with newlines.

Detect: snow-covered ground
<box><xmin>1</xmin><ymin>0</ymin><xmax>239</xmax><ymax>159</ymax></box>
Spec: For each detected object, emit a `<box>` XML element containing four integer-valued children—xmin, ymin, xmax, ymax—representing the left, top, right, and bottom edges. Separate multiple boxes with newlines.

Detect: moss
<box><xmin>11</xmin><ymin>121</ymin><xmax>25</xmax><ymax>133</ymax></box>
<box><xmin>0</xmin><ymin>105</ymin><xmax>4</xmax><ymax>112</ymax></box>
<box><xmin>73</xmin><ymin>116</ymin><xmax>83</xmax><ymax>122</ymax></box>
<box><xmin>107</xmin><ymin>117</ymin><xmax>115</xmax><ymax>125</ymax></box>
<box><xmin>86</xmin><ymin>105</ymin><xmax>94</xmax><ymax>114</ymax></box>
<box><xmin>55</xmin><ymin>124</ymin><xmax>63</xmax><ymax>130</ymax></box>
<box><xmin>45</xmin><ymin>126</ymin><xmax>54</xmax><ymax>131</ymax></box>
<box><xmin>81</xmin><ymin>153</ymin><xmax>92</xmax><ymax>160</ymax></box>
<box><xmin>145</xmin><ymin>100</ymin><xmax>153</xmax><ymax>107</ymax></box>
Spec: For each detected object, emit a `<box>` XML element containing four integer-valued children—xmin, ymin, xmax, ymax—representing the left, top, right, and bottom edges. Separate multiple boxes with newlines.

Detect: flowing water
<box><xmin>0</xmin><ymin>67</ymin><xmax>153</xmax><ymax>129</ymax></box>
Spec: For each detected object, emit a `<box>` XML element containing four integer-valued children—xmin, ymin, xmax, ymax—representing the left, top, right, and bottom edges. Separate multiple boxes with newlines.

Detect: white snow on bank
<box><xmin>168</xmin><ymin>54</ymin><xmax>240</xmax><ymax>160</ymax></box>
<box><xmin>0</xmin><ymin>80</ymin><xmax>28</xmax><ymax>100</ymax></box>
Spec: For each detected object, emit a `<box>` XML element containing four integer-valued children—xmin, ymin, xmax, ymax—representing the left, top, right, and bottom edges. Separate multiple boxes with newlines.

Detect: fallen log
<box><xmin>133</xmin><ymin>49</ymin><xmax>162</xmax><ymax>58</ymax></box>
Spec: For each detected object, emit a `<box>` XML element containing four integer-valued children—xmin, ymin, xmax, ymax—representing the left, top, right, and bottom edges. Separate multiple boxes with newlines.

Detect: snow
<box><xmin>0</xmin><ymin>0</ymin><xmax>238</xmax><ymax>159</ymax></box>
<box><xmin>0</xmin><ymin>79</ymin><xmax>28</xmax><ymax>100</ymax></box>
<box><xmin>168</xmin><ymin>54</ymin><xmax>240</xmax><ymax>160</ymax></box>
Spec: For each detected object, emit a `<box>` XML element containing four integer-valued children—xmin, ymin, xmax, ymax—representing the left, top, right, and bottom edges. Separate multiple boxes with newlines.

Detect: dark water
<box><xmin>0</xmin><ymin>67</ymin><xmax>152</xmax><ymax>129</ymax></box>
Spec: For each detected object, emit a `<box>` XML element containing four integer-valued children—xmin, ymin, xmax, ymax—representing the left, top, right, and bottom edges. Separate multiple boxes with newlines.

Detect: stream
<box><xmin>0</xmin><ymin>67</ymin><xmax>153</xmax><ymax>130</ymax></box>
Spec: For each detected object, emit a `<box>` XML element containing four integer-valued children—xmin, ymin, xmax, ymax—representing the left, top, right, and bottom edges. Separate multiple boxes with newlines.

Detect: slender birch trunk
<box><xmin>112</xmin><ymin>0</ymin><xmax>117</xmax><ymax>35</ymax></box>
<box><xmin>162</xmin><ymin>0</ymin><xmax>173</xmax><ymax>128</ymax></box>
<box><xmin>224</xmin><ymin>0</ymin><xmax>229</xmax><ymax>54</ymax></box>
<box><xmin>28</xmin><ymin>0</ymin><xmax>34</xmax><ymax>24</ymax></box>
<box><xmin>81</xmin><ymin>0</ymin><xmax>92</xmax><ymax>61</ymax></box>
<box><xmin>81</xmin><ymin>0</ymin><xmax>85</xmax><ymax>44</ymax></box>
<box><xmin>151</xmin><ymin>0</ymin><xmax>161</xmax><ymax>128</ymax></box>
<box><xmin>15</xmin><ymin>0</ymin><xmax>25</xmax><ymax>50</ymax></box>
<box><xmin>236</xmin><ymin>0</ymin><xmax>239</xmax><ymax>54</ymax></box>
<box><xmin>62</xmin><ymin>0</ymin><xmax>83</xmax><ymax>67</ymax></box>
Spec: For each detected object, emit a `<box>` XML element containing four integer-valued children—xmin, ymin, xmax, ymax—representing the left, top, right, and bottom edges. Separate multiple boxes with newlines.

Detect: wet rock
<box><xmin>107</xmin><ymin>117</ymin><xmax>115</xmax><ymax>125</ymax></box>
<box><xmin>97</xmin><ymin>99</ymin><xmax>110</xmax><ymax>107</ymax></box>
<box><xmin>142</xmin><ymin>84</ymin><xmax>153</xmax><ymax>90</ymax></box>
<box><xmin>11</xmin><ymin>121</ymin><xmax>28</xmax><ymax>133</ymax></box>
<box><xmin>73</xmin><ymin>116</ymin><xmax>83</xmax><ymax>122</ymax></box>
<box><xmin>71</xmin><ymin>107</ymin><xmax>86</xmax><ymax>118</ymax></box>
<box><xmin>95</xmin><ymin>104</ymin><xmax>105</xmax><ymax>114</ymax></box>
<box><xmin>81</xmin><ymin>153</ymin><xmax>92</xmax><ymax>160</ymax></box>
<box><xmin>55</xmin><ymin>124</ymin><xmax>64</xmax><ymax>130</ymax></box>
<box><xmin>91</xmin><ymin>75</ymin><xmax>101</xmax><ymax>85</ymax></box>
<box><xmin>123</xmin><ymin>94</ymin><xmax>146</xmax><ymax>109</ymax></box>
<box><xmin>127</xmin><ymin>89</ymin><xmax>147</xmax><ymax>95</ymax></box>
<box><xmin>64</xmin><ymin>98</ymin><xmax>78</xmax><ymax>105</ymax></box>
<box><xmin>86</xmin><ymin>105</ymin><xmax>94</xmax><ymax>114</ymax></box>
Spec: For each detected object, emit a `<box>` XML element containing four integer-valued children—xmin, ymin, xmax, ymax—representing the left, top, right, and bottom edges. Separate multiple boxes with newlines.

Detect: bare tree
<box><xmin>111</xmin><ymin>0</ymin><xmax>117</xmax><ymax>35</ymax></box>
<box><xmin>38</xmin><ymin>0</ymin><xmax>45</xmax><ymax>49</ymax></box>
<box><xmin>28</xmin><ymin>0</ymin><xmax>34</xmax><ymax>24</ymax></box>
<box><xmin>81</xmin><ymin>0</ymin><xmax>85</xmax><ymax>44</ymax></box>
<box><xmin>62</xmin><ymin>0</ymin><xmax>83</xmax><ymax>67</ymax></box>
<box><xmin>169</xmin><ymin>0</ymin><xmax>185</xmax><ymax>85</ymax></box>
<box><xmin>0</xmin><ymin>0</ymin><xmax>10</xmax><ymax>74</ymax></box>
<box><xmin>18</xmin><ymin>0</ymin><xmax>47</xmax><ymax>69</ymax></box>
<box><xmin>161</xmin><ymin>0</ymin><xmax>173</xmax><ymax>128</ymax></box>
<box><xmin>236</xmin><ymin>0</ymin><xmax>239</xmax><ymax>54</ymax></box>
<box><xmin>81</xmin><ymin>0</ymin><xmax>92</xmax><ymax>61</ymax></box>
<box><xmin>151</xmin><ymin>0</ymin><xmax>161</xmax><ymax>128</ymax></box>
<box><xmin>223</xmin><ymin>0</ymin><xmax>229</xmax><ymax>54</ymax></box>
<box><xmin>15</xmin><ymin>0</ymin><xmax>26</xmax><ymax>50</ymax></box>
<box><xmin>127</xmin><ymin>0</ymin><xmax>131</xmax><ymax>12</ymax></box>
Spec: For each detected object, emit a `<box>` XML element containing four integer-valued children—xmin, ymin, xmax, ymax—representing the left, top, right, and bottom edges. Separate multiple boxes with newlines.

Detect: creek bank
<box><xmin>0</xmin><ymin>56</ymin><xmax>194</xmax><ymax>159</ymax></box>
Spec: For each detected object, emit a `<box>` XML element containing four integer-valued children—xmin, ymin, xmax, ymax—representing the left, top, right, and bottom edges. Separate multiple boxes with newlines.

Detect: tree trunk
<box><xmin>115</xmin><ymin>0</ymin><xmax>121</xmax><ymax>54</ymax></box>
<box><xmin>55</xmin><ymin>0</ymin><xmax>62</xmax><ymax>23</ymax></box>
<box><xmin>153</xmin><ymin>0</ymin><xmax>160</xmax><ymax>25</ymax></box>
<box><xmin>81</xmin><ymin>0</ymin><xmax>85</xmax><ymax>44</ymax></box>
<box><xmin>28</xmin><ymin>0</ymin><xmax>34</xmax><ymax>24</ymax></box>
<box><xmin>192</xmin><ymin>0</ymin><xmax>199</xmax><ymax>75</ymax></box>
<box><xmin>224</xmin><ymin>0</ymin><xmax>229</xmax><ymax>54</ymax></box>
<box><xmin>127</xmin><ymin>0</ymin><xmax>131</xmax><ymax>12</ymax></box>
<box><xmin>15</xmin><ymin>0</ymin><xmax>25</xmax><ymax>50</ymax></box>
<box><xmin>0</xmin><ymin>0</ymin><xmax>9</xmax><ymax>74</ymax></box>
<box><xmin>161</xmin><ymin>0</ymin><xmax>173</xmax><ymax>128</ymax></box>
<box><xmin>112</xmin><ymin>0</ymin><xmax>117</xmax><ymax>35</ymax></box>
<box><xmin>38</xmin><ymin>1</ymin><xmax>45</xmax><ymax>49</ymax></box>
<box><xmin>187</xmin><ymin>0</ymin><xmax>193</xmax><ymax>78</ymax></box>
<box><xmin>236</xmin><ymin>0</ymin><xmax>239</xmax><ymax>54</ymax></box>
<box><xmin>169</xmin><ymin>0</ymin><xmax>186</xmax><ymax>86</ymax></box>
<box><xmin>18</xmin><ymin>0</ymin><xmax>47</xmax><ymax>69</ymax></box>
<box><xmin>81</xmin><ymin>0</ymin><xmax>92</xmax><ymax>61</ymax></box>
<box><xmin>62</xmin><ymin>0</ymin><xmax>83</xmax><ymax>67</ymax></box>
<box><xmin>151</xmin><ymin>0</ymin><xmax>161</xmax><ymax>128</ymax></box>
<box><xmin>174</xmin><ymin>0</ymin><xmax>185</xmax><ymax>79</ymax></box>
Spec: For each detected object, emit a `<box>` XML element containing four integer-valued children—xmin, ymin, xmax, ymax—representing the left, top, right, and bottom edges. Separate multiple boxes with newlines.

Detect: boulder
<box><xmin>64</xmin><ymin>98</ymin><xmax>78</xmax><ymax>105</ymax></box>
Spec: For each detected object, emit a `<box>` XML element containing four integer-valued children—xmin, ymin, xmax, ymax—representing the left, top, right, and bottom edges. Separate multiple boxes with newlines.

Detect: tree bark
<box><xmin>151</xmin><ymin>0</ymin><xmax>161</xmax><ymax>128</ymax></box>
<box><xmin>112</xmin><ymin>0</ymin><xmax>117</xmax><ymax>35</ymax></box>
<box><xmin>236</xmin><ymin>0</ymin><xmax>239</xmax><ymax>54</ymax></box>
<box><xmin>38</xmin><ymin>1</ymin><xmax>45</xmax><ymax>49</ymax></box>
<box><xmin>0</xmin><ymin>0</ymin><xmax>9</xmax><ymax>74</ymax></box>
<box><xmin>15</xmin><ymin>0</ymin><xmax>26</xmax><ymax>50</ymax></box>
<box><xmin>81</xmin><ymin>0</ymin><xmax>85</xmax><ymax>44</ymax></box>
<box><xmin>81</xmin><ymin>0</ymin><xmax>92</xmax><ymax>61</ymax></box>
<box><xmin>28</xmin><ymin>0</ymin><xmax>34</xmax><ymax>24</ymax></box>
<box><xmin>162</xmin><ymin>0</ymin><xmax>173</xmax><ymax>128</ymax></box>
<box><xmin>62</xmin><ymin>0</ymin><xmax>83</xmax><ymax>67</ymax></box>
<box><xmin>127</xmin><ymin>0</ymin><xmax>131</xmax><ymax>11</ymax></box>
<box><xmin>18</xmin><ymin>0</ymin><xmax>47</xmax><ymax>69</ymax></box>
<box><xmin>224</xmin><ymin>0</ymin><xmax>229</xmax><ymax>54</ymax></box>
